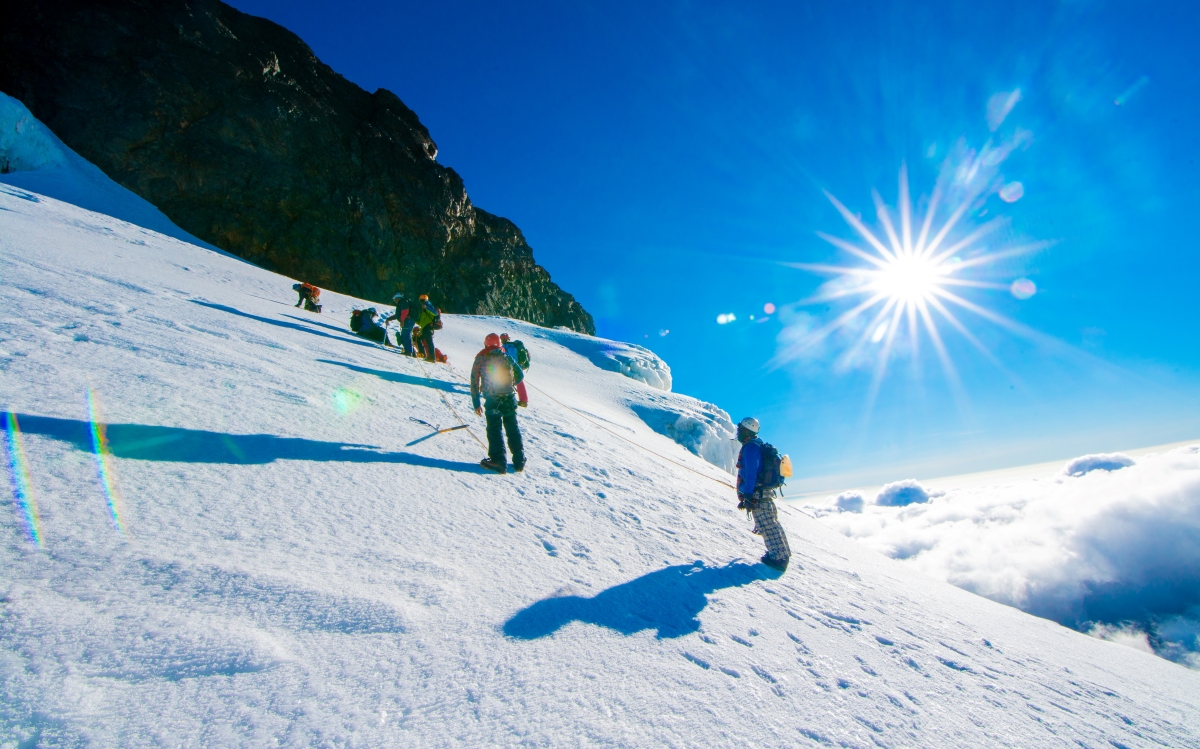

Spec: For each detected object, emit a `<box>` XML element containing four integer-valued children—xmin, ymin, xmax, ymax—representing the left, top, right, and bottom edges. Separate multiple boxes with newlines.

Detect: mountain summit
<box><xmin>0</xmin><ymin>0</ymin><xmax>594</xmax><ymax>333</ymax></box>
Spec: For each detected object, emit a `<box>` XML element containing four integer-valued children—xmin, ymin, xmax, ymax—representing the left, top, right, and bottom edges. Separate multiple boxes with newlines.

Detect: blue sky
<box><xmin>227</xmin><ymin>0</ymin><xmax>1200</xmax><ymax>490</ymax></box>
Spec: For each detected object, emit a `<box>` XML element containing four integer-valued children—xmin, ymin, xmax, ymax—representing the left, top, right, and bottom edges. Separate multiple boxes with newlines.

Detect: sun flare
<box><xmin>780</xmin><ymin>164</ymin><xmax>1049</xmax><ymax>407</ymax></box>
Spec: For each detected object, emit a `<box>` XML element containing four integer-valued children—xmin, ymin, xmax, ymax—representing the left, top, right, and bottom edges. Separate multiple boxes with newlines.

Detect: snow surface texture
<box><xmin>0</xmin><ymin>92</ymin><xmax>215</xmax><ymax>249</ymax></box>
<box><xmin>2</xmin><ymin>180</ymin><xmax>1200</xmax><ymax>748</ymax></box>
<box><xmin>810</xmin><ymin>448</ymin><xmax>1200</xmax><ymax>670</ymax></box>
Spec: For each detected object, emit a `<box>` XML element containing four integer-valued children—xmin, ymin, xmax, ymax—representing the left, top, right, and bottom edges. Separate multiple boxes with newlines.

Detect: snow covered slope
<box><xmin>2</xmin><ymin>185</ymin><xmax>1200</xmax><ymax>748</ymax></box>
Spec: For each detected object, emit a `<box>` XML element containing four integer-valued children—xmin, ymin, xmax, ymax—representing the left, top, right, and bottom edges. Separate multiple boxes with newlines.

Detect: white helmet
<box><xmin>393</xmin><ymin>292</ymin><xmax>405</xmax><ymax>301</ymax></box>
<box><xmin>737</xmin><ymin>417</ymin><xmax>759</xmax><ymax>434</ymax></box>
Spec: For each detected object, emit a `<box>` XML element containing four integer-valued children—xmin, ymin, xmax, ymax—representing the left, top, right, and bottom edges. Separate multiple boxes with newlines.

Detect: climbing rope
<box><xmin>417</xmin><ymin>358</ymin><xmax>487</xmax><ymax>450</ymax></box>
<box><xmin>442</xmin><ymin>363</ymin><xmax>736</xmax><ymax>491</ymax></box>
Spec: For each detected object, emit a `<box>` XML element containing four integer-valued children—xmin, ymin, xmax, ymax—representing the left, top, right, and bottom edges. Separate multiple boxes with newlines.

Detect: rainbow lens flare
<box><xmin>4</xmin><ymin>412</ymin><xmax>43</xmax><ymax>548</ymax></box>
<box><xmin>332</xmin><ymin>387</ymin><xmax>363</xmax><ymax>415</ymax></box>
<box><xmin>86</xmin><ymin>390</ymin><xmax>126</xmax><ymax>535</ymax></box>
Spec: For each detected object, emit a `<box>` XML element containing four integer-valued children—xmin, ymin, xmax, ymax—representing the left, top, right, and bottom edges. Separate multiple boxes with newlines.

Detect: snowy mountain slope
<box><xmin>2</xmin><ymin>186</ymin><xmax>1200</xmax><ymax>748</ymax></box>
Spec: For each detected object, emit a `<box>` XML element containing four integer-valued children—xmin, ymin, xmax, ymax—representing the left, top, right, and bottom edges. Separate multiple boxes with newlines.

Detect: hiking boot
<box><xmin>512</xmin><ymin>461</ymin><xmax>525</xmax><ymax>473</ymax></box>
<box><xmin>480</xmin><ymin>458</ymin><xmax>507</xmax><ymax>474</ymax></box>
<box><xmin>760</xmin><ymin>554</ymin><xmax>788</xmax><ymax>572</ymax></box>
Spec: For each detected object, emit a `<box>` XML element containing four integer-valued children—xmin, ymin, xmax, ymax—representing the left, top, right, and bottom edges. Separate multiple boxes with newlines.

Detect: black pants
<box><xmin>359</xmin><ymin>326</ymin><xmax>386</xmax><ymax>344</ymax></box>
<box><xmin>419</xmin><ymin>326</ymin><xmax>435</xmax><ymax>361</ymax></box>
<box><xmin>485</xmin><ymin>394</ymin><xmax>524</xmax><ymax>467</ymax></box>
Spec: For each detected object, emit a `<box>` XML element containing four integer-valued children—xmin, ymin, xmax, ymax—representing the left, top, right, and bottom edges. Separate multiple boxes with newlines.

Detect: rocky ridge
<box><xmin>0</xmin><ymin>0</ymin><xmax>594</xmax><ymax>333</ymax></box>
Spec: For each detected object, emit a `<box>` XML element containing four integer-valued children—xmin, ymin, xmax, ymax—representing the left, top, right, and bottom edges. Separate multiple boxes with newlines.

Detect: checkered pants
<box><xmin>751</xmin><ymin>494</ymin><xmax>791</xmax><ymax>563</ymax></box>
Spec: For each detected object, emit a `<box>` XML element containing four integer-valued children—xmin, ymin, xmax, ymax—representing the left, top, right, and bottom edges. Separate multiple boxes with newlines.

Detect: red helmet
<box><xmin>484</xmin><ymin>333</ymin><xmax>501</xmax><ymax>348</ymax></box>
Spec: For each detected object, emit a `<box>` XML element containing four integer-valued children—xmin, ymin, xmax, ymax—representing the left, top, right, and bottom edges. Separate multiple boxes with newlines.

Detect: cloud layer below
<box><xmin>807</xmin><ymin>445</ymin><xmax>1200</xmax><ymax>668</ymax></box>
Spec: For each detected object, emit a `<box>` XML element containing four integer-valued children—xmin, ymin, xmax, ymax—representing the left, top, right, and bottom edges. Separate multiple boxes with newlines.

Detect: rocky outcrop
<box><xmin>0</xmin><ymin>0</ymin><xmax>594</xmax><ymax>333</ymax></box>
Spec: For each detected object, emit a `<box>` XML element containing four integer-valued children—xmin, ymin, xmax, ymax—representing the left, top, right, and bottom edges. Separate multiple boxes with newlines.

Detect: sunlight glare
<box><xmin>779</xmin><ymin>163</ymin><xmax>1049</xmax><ymax>401</ymax></box>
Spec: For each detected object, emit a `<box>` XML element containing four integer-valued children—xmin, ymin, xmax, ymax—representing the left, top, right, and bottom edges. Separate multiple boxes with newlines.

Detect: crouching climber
<box><xmin>735</xmin><ymin>417</ymin><xmax>791</xmax><ymax>571</ymax></box>
<box><xmin>349</xmin><ymin>307</ymin><xmax>390</xmax><ymax>345</ymax></box>
<box><xmin>471</xmin><ymin>333</ymin><xmax>526</xmax><ymax>474</ymax></box>
<box><xmin>293</xmin><ymin>282</ymin><xmax>322</xmax><ymax>312</ymax></box>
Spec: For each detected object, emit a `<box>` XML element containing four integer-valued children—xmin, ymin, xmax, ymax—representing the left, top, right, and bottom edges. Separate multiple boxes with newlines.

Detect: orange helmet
<box><xmin>419</xmin><ymin>294</ymin><xmax>429</xmax><ymax>301</ymax></box>
<box><xmin>484</xmin><ymin>333</ymin><xmax>501</xmax><ymax>348</ymax></box>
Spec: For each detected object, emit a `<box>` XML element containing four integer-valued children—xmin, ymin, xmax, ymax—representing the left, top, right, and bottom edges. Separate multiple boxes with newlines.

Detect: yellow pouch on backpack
<box><xmin>779</xmin><ymin>454</ymin><xmax>793</xmax><ymax>478</ymax></box>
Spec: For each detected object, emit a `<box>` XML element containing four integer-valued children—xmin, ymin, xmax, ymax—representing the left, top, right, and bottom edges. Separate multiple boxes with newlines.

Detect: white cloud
<box><xmin>809</xmin><ymin>445</ymin><xmax>1200</xmax><ymax>667</ymax></box>
<box><xmin>834</xmin><ymin>491</ymin><xmax>864</xmax><ymax>513</ymax></box>
<box><xmin>1062</xmin><ymin>452</ymin><xmax>1135</xmax><ymax>477</ymax></box>
<box><xmin>876</xmin><ymin>479</ymin><xmax>944</xmax><ymax>507</ymax></box>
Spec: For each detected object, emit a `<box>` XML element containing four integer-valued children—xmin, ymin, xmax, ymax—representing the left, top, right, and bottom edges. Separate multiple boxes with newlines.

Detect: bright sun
<box><xmin>781</xmin><ymin>164</ymin><xmax>1048</xmax><ymax>405</ymax></box>
<box><xmin>874</xmin><ymin>255</ymin><xmax>944</xmax><ymax>302</ymax></box>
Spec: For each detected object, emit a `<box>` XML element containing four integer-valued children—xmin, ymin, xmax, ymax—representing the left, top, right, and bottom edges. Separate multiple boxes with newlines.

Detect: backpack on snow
<box><xmin>755</xmin><ymin>440</ymin><xmax>793</xmax><ymax>493</ymax></box>
<box><xmin>510</xmin><ymin>340</ymin><xmax>531</xmax><ymax>370</ymax></box>
<box><xmin>349</xmin><ymin>309</ymin><xmax>364</xmax><ymax>332</ymax></box>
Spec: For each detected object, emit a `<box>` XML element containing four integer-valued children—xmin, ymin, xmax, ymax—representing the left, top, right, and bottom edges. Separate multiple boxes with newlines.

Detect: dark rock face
<box><xmin>0</xmin><ymin>0</ymin><xmax>594</xmax><ymax>333</ymax></box>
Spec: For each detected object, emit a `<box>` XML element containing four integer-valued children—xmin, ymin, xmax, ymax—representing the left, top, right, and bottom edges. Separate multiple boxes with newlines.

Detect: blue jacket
<box><xmin>736</xmin><ymin>438</ymin><xmax>762</xmax><ymax>496</ymax></box>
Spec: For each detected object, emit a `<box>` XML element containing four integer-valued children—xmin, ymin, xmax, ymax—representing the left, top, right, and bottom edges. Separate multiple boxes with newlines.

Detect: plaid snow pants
<box><xmin>751</xmin><ymin>494</ymin><xmax>791</xmax><ymax>563</ymax></box>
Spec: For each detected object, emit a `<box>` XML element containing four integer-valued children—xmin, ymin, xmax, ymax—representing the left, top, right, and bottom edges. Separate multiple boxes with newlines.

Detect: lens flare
<box><xmin>4</xmin><ymin>412</ymin><xmax>43</xmax><ymax>548</ymax></box>
<box><xmin>779</xmin><ymin>162</ymin><xmax>1050</xmax><ymax>406</ymax></box>
<box><xmin>1010</xmin><ymin>278</ymin><xmax>1036</xmax><ymax>299</ymax></box>
<box><xmin>999</xmin><ymin>182</ymin><xmax>1024</xmax><ymax>203</ymax></box>
<box><xmin>332</xmin><ymin>387</ymin><xmax>363</xmax><ymax>415</ymax></box>
<box><xmin>86</xmin><ymin>389</ymin><xmax>126</xmax><ymax>535</ymax></box>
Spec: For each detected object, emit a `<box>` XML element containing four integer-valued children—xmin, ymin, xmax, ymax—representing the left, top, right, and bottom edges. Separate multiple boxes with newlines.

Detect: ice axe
<box><xmin>408</xmin><ymin>416</ymin><xmax>469</xmax><ymax>441</ymax></box>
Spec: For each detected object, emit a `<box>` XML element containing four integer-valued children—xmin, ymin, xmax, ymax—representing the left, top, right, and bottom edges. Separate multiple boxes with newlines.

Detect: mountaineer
<box><xmin>735</xmin><ymin>417</ymin><xmax>791</xmax><ymax>571</ymax></box>
<box><xmin>293</xmin><ymin>282</ymin><xmax>322</xmax><ymax>312</ymax></box>
<box><xmin>471</xmin><ymin>333</ymin><xmax>526</xmax><ymax>474</ymax></box>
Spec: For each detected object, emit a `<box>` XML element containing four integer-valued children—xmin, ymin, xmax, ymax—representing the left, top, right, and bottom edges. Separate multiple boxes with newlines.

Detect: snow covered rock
<box><xmin>631</xmin><ymin>398</ymin><xmax>738</xmax><ymax>473</ymax></box>
<box><xmin>548</xmin><ymin>329</ymin><xmax>673</xmax><ymax>391</ymax></box>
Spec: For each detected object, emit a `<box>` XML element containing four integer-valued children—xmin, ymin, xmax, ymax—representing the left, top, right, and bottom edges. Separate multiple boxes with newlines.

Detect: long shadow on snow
<box><xmin>282</xmin><ymin>313</ymin><xmax>362</xmax><ymax>336</ymax></box>
<box><xmin>318</xmin><ymin>359</ymin><xmax>465</xmax><ymax>393</ymax></box>
<box><xmin>191</xmin><ymin>300</ymin><xmax>382</xmax><ymax>351</ymax></box>
<box><xmin>504</xmin><ymin>561</ymin><xmax>772</xmax><ymax>639</ymax></box>
<box><xmin>11</xmin><ymin>413</ymin><xmax>485</xmax><ymax>471</ymax></box>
